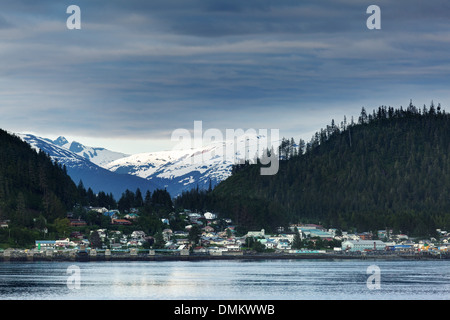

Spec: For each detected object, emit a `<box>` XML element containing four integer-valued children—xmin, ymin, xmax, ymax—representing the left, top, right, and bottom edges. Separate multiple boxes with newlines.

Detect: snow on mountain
<box><xmin>50</xmin><ymin>136</ymin><xmax>129</xmax><ymax>168</ymax></box>
<box><xmin>105</xmin><ymin>133</ymin><xmax>273</xmax><ymax>196</ymax></box>
<box><xmin>17</xmin><ymin>131</ymin><xmax>277</xmax><ymax>197</ymax></box>
<box><xmin>17</xmin><ymin>133</ymin><xmax>89</xmax><ymax>166</ymax></box>
<box><xmin>17</xmin><ymin>133</ymin><xmax>156</xmax><ymax>199</ymax></box>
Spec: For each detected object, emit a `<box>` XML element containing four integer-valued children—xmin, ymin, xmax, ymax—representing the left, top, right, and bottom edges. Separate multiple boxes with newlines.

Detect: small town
<box><xmin>1</xmin><ymin>205</ymin><xmax>449</xmax><ymax>261</ymax></box>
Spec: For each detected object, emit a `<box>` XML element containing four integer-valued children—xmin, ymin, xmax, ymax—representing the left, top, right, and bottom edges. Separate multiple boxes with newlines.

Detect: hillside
<box><xmin>209</xmin><ymin>103</ymin><xmax>450</xmax><ymax>236</ymax></box>
<box><xmin>0</xmin><ymin>129</ymin><xmax>80</xmax><ymax>246</ymax></box>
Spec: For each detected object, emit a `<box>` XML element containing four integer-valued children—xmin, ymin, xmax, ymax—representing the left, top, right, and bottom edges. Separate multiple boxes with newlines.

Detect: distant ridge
<box><xmin>18</xmin><ymin>133</ymin><xmax>157</xmax><ymax>199</ymax></box>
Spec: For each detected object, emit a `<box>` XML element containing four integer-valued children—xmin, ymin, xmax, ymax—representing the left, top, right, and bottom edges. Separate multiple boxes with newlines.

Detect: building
<box><xmin>357</xmin><ymin>232</ymin><xmax>373</xmax><ymax>240</ymax></box>
<box><xmin>188</xmin><ymin>213</ymin><xmax>202</xmax><ymax>220</ymax></box>
<box><xmin>104</xmin><ymin>210</ymin><xmax>119</xmax><ymax>219</ymax></box>
<box><xmin>125</xmin><ymin>213</ymin><xmax>139</xmax><ymax>220</ymax></box>
<box><xmin>70</xmin><ymin>219</ymin><xmax>87</xmax><ymax>227</ymax></box>
<box><xmin>112</xmin><ymin>219</ymin><xmax>132</xmax><ymax>225</ymax></box>
<box><xmin>55</xmin><ymin>238</ymin><xmax>72</xmax><ymax>248</ymax></box>
<box><xmin>131</xmin><ymin>231</ymin><xmax>146</xmax><ymax>240</ymax></box>
<box><xmin>89</xmin><ymin>207</ymin><xmax>108</xmax><ymax>214</ymax></box>
<box><xmin>341</xmin><ymin>240</ymin><xmax>386</xmax><ymax>252</ymax></box>
<box><xmin>204</xmin><ymin>212</ymin><xmax>217</xmax><ymax>220</ymax></box>
<box><xmin>377</xmin><ymin>229</ymin><xmax>393</xmax><ymax>239</ymax></box>
<box><xmin>35</xmin><ymin>240</ymin><xmax>56</xmax><ymax>249</ymax></box>
<box><xmin>302</xmin><ymin>229</ymin><xmax>333</xmax><ymax>240</ymax></box>
<box><xmin>203</xmin><ymin>225</ymin><xmax>215</xmax><ymax>233</ymax></box>
<box><xmin>247</xmin><ymin>229</ymin><xmax>265</xmax><ymax>238</ymax></box>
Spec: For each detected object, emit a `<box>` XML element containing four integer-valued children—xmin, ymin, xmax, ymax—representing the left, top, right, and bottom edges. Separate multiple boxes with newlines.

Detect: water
<box><xmin>0</xmin><ymin>259</ymin><xmax>449</xmax><ymax>300</ymax></box>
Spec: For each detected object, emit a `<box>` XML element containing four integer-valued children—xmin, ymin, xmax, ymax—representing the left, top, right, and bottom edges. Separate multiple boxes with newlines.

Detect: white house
<box><xmin>55</xmin><ymin>238</ymin><xmax>71</xmax><ymax>248</ymax></box>
<box><xmin>90</xmin><ymin>207</ymin><xmax>108</xmax><ymax>214</ymax></box>
<box><xmin>131</xmin><ymin>231</ymin><xmax>146</xmax><ymax>240</ymax></box>
<box><xmin>247</xmin><ymin>229</ymin><xmax>265</xmax><ymax>238</ymax></box>
<box><xmin>204</xmin><ymin>212</ymin><xmax>217</xmax><ymax>220</ymax></box>
<box><xmin>188</xmin><ymin>213</ymin><xmax>202</xmax><ymax>219</ymax></box>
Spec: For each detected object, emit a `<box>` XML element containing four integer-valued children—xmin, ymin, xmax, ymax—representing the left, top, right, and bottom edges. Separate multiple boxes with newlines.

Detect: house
<box><xmin>176</xmin><ymin>238</ymin><xmax>190</xmax><ymax>246</ymax></box>
<box><xmin>209</xmin><ymin>237</ymin><xmax>225</xmax><ymax>246</ymax></box>
<box><xmin>112</xmin><ymin>219</ymin><xmax>132</xmax><ymax>225</ymax></box>
<box><xmin>341</xmin><ymin>232</ymin><xmax>360</xmax><ymax>241</ymax></box>
<box><xmin>125</xmin><ymin>213</ymin><xmax>139</xmax><ymax>220</ymax></box>
<box><xmin>277</xmin><ymin>240</ymin><xmax>291</xmax><ymax>250</ymax></box>
<box><xmin>377</xmin><ymin>229</ymin><xmax>393</xmax><ymax>239</ymax></box>
<box><xmin>89</xmin><ymin>207</ymin><xmax>108</xmax><ymax>214</ymax></box>
<box><xmin>96</xmin><ymin>229</ymin><xmax>107</xmax><ymax>239</ymax></box>
<box><xmin>162</xmin><ymin>229</ymin><xmax>173</xmax><ymax>241</ymax></box>
<box><xmin>127</xmin><ymin>240</ymin><xmax>141</xmax><ymax>247</ymax></box>
<box><xmin>342</xmin><ymin>240</ymin><xmax>386</xmax><ymax>252</ymax></box>
<box><xmin>300</xmin><ymin>224</ymin><xmax>326</xmax><ymax>231</ymax></box>
<box><xmin>193</xmin><ymin>247</ymin><xmax>209</xmax><ymax>254</ymax></box>
<box><xmin>188</xmin><ymin>213</ymin><xmax>202</xmax><ymax>219</ymax></box>
<box><xmin>247</xmin><ymin>229</ymin><xmax>265</xmax><ymax>238</ymax></box>
<box><xmin>70</xmin><ymin>219</ymin><xmax>87</xmax><ymax>227</ymax></box>
<box><xmin>70</xmin><ymin>231</ymin><xmax>84</xmax><ymax>239</ymax></box>
<box><xmin>131</xmin><ymin>231</ymin><xmax>146</xmax><ymax>240</ymax></box>
<box><xmin>173</xmin><ymin>231</ymin><xmax>188</xmax><ymax>238</ymax></box>
<box><xmin>203</xmin><ymin>225</ymin><xmax>215</xmax><ymax>233</ymax></box>
<box><xmin>328</xmin><ymin>229</ymin><xmax>338</xmax><ymax>237</ymax></box>
<box><xmin>104</xmin><ymin>210</ymin><xmax>119</xmax><ymax>219</ymax></box>
<box><xmin>0</xmin><ymin>220</ymin><xmax>9</xmax><ymax>228</ymax></box>
<box><xmin>204</xmin><ymin>212</ymin><xmax>217</xmax><ymax>220</ymax></box>
<box><xmin>55</xmin><ymin>238</ymin><xmax>71</xmax><ymax>248</ymax></box>
<box><xmin>226</xmin><ymin>243</ymin><xmax>241</xmax><ymax>251</ymax></box>
<box><xmin>357</xmin><ymin>232</ymin><xmax>373</xmax><ymax>240</ymax></box>
<box><xmin>260</xmin><ymin>238</ymin><xmax>276</xmax><ymax>249</ymax></box>
<box><xmin>396</xmin><ymin>234</ymin><xmax>409</xmax><ymax>241</ymax></box>
<box><xmin>208</xmin><ymin>246</ymin><xmax>228</xmax><ymax>255</ymax></box>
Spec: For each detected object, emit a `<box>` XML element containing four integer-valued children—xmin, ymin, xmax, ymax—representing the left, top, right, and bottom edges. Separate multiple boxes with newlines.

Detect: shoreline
<box><xmin>1</xmin><ymin>250</ymin><xmax>448</xmax><ymax>262</ymax></box>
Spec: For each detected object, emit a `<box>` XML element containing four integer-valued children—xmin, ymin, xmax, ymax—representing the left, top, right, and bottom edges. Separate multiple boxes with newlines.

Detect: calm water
<box><xmin>0</xmin><ymin>259</ymin><xmax>449</xmax><ymax>300</ymax></box>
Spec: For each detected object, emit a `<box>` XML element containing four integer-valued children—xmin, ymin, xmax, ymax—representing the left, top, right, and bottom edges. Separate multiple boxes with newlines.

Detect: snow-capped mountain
<box><xmin>47</xmin><ymin>136</ymin><xmax>129</xmax><ymax>167</ymax></box>
<box><xmin>17</xmin><ymin>133</ymin><xmax>156</xmax><ymax>198</ymax></box>
<box><xmin>18</xmin><ymin>131</ymin><xmax>276</xmax><ymax>197</ymax></box>
<box><xmin>105</xmin><ymin>133</ymin><xmax>273</xmax><ymax>196</ymax></box>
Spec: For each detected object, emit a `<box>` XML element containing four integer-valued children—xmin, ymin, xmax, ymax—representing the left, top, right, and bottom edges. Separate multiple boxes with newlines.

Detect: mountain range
<box><xmin>17</xmin><ymin>133</ymin><xmax>155</xmax><ymax>199</ymax></box>
<box><xmin>18</xmin><ymin>132</ymin><xmax>270</xmax><ymax>198</ymax></box>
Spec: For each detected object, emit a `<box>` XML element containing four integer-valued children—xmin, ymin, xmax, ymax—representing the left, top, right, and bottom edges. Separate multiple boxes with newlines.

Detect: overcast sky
<box><xmin>1</xmin><ymin>0</ymin><xmax>450</xmax><ymax>153</ymax></box>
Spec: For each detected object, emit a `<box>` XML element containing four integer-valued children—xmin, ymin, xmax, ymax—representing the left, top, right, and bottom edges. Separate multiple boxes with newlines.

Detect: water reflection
<box><xmin>0</xmin><ymin>260</ymin><xmax>448</xmax><ymax>300</ymax></box>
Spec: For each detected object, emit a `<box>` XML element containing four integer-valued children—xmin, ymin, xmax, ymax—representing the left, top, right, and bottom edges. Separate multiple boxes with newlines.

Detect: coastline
<box><xmin>1</xmin><ymin>250</ymin><xmax>448</xmax><ymax>263</ymax></box>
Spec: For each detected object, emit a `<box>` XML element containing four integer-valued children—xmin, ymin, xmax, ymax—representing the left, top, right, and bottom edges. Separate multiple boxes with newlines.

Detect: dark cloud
<box><xmin>1</xmin><ymin>0</ymin><xmax>450</xmax><ymax>152</ymax></box>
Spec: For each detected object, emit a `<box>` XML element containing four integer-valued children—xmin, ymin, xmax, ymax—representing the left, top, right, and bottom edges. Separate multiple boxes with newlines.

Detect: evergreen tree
<box><xmin>292</xmin><ymin>228</ymin><xmax>302</xmax><ymax>249</ymax></box>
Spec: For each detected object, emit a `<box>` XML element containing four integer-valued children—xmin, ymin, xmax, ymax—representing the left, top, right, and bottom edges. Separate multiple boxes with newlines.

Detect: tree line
<box><xmin>177</xmin><ymin>102</ymin><xmax>450</xmax><ymax>237</ymax></box>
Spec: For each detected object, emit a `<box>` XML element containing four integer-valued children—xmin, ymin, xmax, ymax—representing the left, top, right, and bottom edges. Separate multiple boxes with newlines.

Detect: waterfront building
<box><xmin>35</xmin><ymin>240</ymin><xmax>56</xmax><ymax>250</ymax></box>
<box><xmin>341</xmin><ymin>240</ymin><xmax>386</xmax><ymax>252</ymax></box>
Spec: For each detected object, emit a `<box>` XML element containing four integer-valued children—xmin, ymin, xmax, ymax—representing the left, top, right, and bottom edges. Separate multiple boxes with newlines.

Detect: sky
<box><xmin>1</xmin><ymin>0</ymin><xmax>450</xmax><ymax>154</ymax></box>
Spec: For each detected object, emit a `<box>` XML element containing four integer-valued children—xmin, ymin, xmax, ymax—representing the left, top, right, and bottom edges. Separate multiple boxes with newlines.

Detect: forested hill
<box><xmin>209</xmin><ymin>103</ymin><xmax>450</xmax><ymax>236</ymax></box>
<box><xmin>0</xmin><ymin>129</ymin><xmax>79</xmax><ymax>244</ymax></box>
